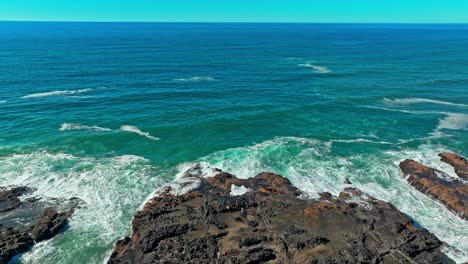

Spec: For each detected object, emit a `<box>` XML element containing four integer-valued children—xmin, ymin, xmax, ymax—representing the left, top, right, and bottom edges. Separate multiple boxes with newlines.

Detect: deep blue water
<box><xmin>0</xmin><ymin>22</ymin><xmax>467</xmax><ymax>263</ymax></box>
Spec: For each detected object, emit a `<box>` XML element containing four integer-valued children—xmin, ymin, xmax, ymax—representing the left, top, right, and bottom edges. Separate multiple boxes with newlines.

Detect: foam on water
<box><xmin>59</xmin><ymin>123</ymin><xmax>112</xmax><ymax>132</ymax></box>
<box><xmin>173</xmin><ymin>76</ymin><xmax>215</xmax><ymax>82</ymax></box>
<box><xmin>168</xmin><ymin>137</ymin><xmax>468</xmax><ymax>263</ymax></box>
<box><xmin>21</xmin><ymin>89</ymin><xmax>93</xmax><ymax>99</ymax></box>
<box><xmin>298</xmin><ymin>63</ymin><xmax>332</xmax><ymax>73</ymax></box>
<box><xmin>0</xmin><ymin>100</ymin><xmax>6</xmax><ymax>103</ymax></box>
<box><xmin>0</xmin><ymin>151</ymin><xmax>163</xmax><ymax>264</ymax></box>
<box><xmin>119</xmin><ymin>125</ymin><xmax>159</xmax><ymax>140</ymax></box>
<box><xmin>384</xmin><ymin>98</ymin><xmax>468</xmax><ymax>107</ymax></box>
<box><xmin>230</xmin><ymin>185</ymin><xmax>251</xmax><ymax>196</ymax></box>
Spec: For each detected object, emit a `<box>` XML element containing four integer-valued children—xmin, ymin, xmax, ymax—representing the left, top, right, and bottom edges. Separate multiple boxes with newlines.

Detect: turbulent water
<box><xmin>0</xmin><ymin>22</ymin><xmax>467</xmax><ymax>263</ymax></box>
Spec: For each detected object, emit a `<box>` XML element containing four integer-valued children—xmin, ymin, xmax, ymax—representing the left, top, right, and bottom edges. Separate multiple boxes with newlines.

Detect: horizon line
<box><xmin>1</xmin><ymin>20</ymin><xmax>468</xmax><ymax>24</ymax></box>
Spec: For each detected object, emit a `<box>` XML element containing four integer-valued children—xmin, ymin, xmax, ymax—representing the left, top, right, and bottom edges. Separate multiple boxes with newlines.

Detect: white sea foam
<box><xmin>173</xmin><ymin>77</ymin><xmax>215</xmax><ymax>82</ymax></box>
<box><xmin>230</xmin><ymin>185</ymin><xmax>251</xmax><ymax>196</ymax></box>
<box><xmin>0</xmin><ymin>151</ymin><xmax>163</xmax><ymax>264</ymax></box>
<box><xmin>21</xmin><ymin>88</ymin><xmax>93</xmax><ymax>99</ymax></box>
<box><xmin>432</xmin><ymin>113</ymin><xmax>468</xmax><ymax>137</ymax></box>
<box><xmin>362</xmin><ymin>105</ymin><xmax>444</xmax><ymax>115</ymax></box>
<box><xmin>59</xmin><ymin>123</ymin><xmax>112</xmax><ymax>132</ymax></box>
<box><xmin>384</xmin><ymin>98</ymin><xmax>468</xmax><ymax>107</ymax></box>
<box><xmin>0</xmin><ymin>100</ymin><xmax>6</xmax><ymax>103</ymax></box>
<box><xmin>298</xmin><ymin>63</ymin><xmax>331</xmax><ymax>73</ymax></box>
<box><xmin>119</xmin><ymin>125</ymin><xmax>159</xmax><ymax>140</ymax></box>
<box><xmin>330</xmin><ymin>138</ymin><xmax>393</xmax><ymax>145</ymax></box>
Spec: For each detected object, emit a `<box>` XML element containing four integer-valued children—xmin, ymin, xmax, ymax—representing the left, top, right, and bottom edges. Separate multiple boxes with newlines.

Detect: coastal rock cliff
<box><xmin>108</xmin><ymin>169</ymin><xmax>453</xmax><ymax>264</ymax></box>
<box><xmin>399</xmin><ymin>152</ymin><xmax>468</xmax><ymax>220</ymax></box>
<box><xmin>0</xmin><ymin>186</ymin><xmax>80</xmax><ymax>264</ymax></box>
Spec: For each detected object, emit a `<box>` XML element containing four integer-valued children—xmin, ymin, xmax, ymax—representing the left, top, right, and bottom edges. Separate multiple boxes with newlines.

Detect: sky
<box><xmin>1</xmin><ymin>0</ymin><xmax>468</xmax><ymax>23</ymax></box>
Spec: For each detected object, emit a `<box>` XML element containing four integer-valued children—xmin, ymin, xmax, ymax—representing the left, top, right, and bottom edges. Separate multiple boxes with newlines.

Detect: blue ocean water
<box><xmin>0</xmin><ymin>22</ymin><xmax>467</xmax><ymax>263</ymax></box>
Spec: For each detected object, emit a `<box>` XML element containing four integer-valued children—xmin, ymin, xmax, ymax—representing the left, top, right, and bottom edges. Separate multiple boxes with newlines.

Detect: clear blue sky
<box><xmin>1</xmin><ymin>0</ymin><xmax>468</xmax><ymax>23</ymax></box>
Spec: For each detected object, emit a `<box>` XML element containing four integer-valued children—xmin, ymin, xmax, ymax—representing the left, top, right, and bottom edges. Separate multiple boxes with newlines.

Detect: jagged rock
<box><xmin>109</xmin><ymin>169</ymin><xmax>453</xmax><ymax>264</ymax></box>
<box><xmin>0</xmin><ymin>187</ymin><xmax>79</xmax><ymax>264</ymax></box>
<box><xmin>399</xmin><ymin>158</ymin><xmax>468</xmax><ymax>220</ymax></box>
<box><xmin>439</xmin><ymin>152</ymin><xmax>468</xmax><ymax>179</ymax></box>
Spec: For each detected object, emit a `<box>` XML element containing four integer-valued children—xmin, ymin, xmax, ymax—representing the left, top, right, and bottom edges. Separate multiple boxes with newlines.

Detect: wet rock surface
<box><xmin>0</xmin><ymin>186</ymin><xmax>80</xmax><ymax>264</ymax></box>
<box><xmin>399</xmin><ymin>153</ymin><xmax>468</xmax><ymax>220</ymax></box>
<box><xmin>439</xmin><ymin>152</ymin><xmax>468</xmax><ymax>179</ymax></box>
<box><xmin>109</xmin><ymin>170</ymin><xmax>453</xmax><ymax>264</ymax></box>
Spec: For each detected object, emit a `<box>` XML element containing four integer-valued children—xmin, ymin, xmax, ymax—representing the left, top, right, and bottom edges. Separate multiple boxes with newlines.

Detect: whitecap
<box><xmin>330</xmin><ymin>138</ymin><xmax>393</xmax><ymax>145</ymax></box>
<box><xmin>0</xmin><ymin>100</ymin><xmax>6</xmax><ymax>103</ymax></box>
<box><xmin>119</xmin><ymin>125</ymin><xmax>159</xmax><ymax>140</ymax></box>
<box><xmin>362</xmin><ymin>105</ymin><xmax>444</xmax><ymax>115</ymax></box>
<box><xmin>432</xmin><ymin>113</ymin><xmax>468</xmax><ymax>136</ymax></box>
<box><xmin>298</xmin><ymin>63</ymin><xmax>331</xmax><ymax>73</ymax></box>
<box><xmin>384</xmin><ymin>98</ymin><xmax>468</xmax><ymax>107</ymax></box>
<box><xmin>173</xmin><ymin>77</ymin><xmax>215</xmax><ymax>82</ymax></box>
<box><xmin>59</xmin><ymin>123</ymin><xmax>112</xmax><ymax>132</ymax></box>
<box><xmin>21</xmin><ymin>88</ymin><xmax>93</xmax><ymax>99</ymax></box>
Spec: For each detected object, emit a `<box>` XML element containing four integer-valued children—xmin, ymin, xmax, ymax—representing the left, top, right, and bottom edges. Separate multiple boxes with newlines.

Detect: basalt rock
<box><xmin>109</xmin><ymin>169</ymin><xmax>453</xmax><ymax>264</ymax></box>
<box><xmin>0</xmin><ymin>186</ymin><xmax>80</xmax><ymax>264</ymax></box>
<box><xmin>399</xmin><ymin>157</ymin><xmax>468</xmax><ymax>220</ymax></box>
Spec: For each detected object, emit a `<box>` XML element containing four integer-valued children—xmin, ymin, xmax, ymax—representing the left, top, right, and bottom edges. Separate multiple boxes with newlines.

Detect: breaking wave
<box><xmin>432</xmin><ymin>113</ymin><xmax>468</xmax><ymax>137</ymax></box>
<box><xmin>21</xmin><ymin>89</ymin><xmax>93</xmax><ymax>99</ymax></box>
<box><xmin>59</xmin><ymin>123</ymin><xmax>112</xmax><ymax>132</ymax></box>
<box><xmin>384</xmin><ymin>98</ymin><xmax>468</xmax><ymax>107</ymax></box>
<box><xmin>0</xmin><ymin>151</ymin><xmax>163</xmax><ymax>264</ymax></box>
<box><xmin>119</xmin><ymin>125</ymin><xmax>159</xmax><ymax>140</ymax></box>
<box><xmin>298</xmin><ymin>63</ymin><xmax>332</xmax><ymax>73</ymax></box>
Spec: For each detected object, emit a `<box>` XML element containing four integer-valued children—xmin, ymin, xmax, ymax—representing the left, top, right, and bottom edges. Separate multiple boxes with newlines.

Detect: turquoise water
<box><xmin>0</xmin><ymin>22</ymin><xmax>467</xmax><ymax>263</ymax></box>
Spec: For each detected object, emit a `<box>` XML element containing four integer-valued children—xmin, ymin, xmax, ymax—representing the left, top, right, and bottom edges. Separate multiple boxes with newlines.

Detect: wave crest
<box><xmin>119</xmin><ymin>125</ymin><xmax>159</xmax><ymax>140</ymax></box>
<box><xmin>384</xmin><ymin>98</ymin><xmax>468</xmax><ymax>107</ymax></box>
<box><xmin>298</xmin><ymin>63</ymin><xmax>332</xmax><ymax>73</ymax></box>
<box><xmin>21</xmin><ymin>89</ymin><xmax>93</xmax><ymax>99</ymax></box>
<box><xmin>59</xmin><ymin>123</ymin><xmax>112</xmax><ymax>132</ymax></box>
<box><xmin>173</xmin><ymin>77</ymin><xmax>215</xmax><ymax>82</ymax></box>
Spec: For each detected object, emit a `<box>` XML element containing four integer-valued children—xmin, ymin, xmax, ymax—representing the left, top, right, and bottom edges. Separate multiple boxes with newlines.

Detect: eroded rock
<box><xmin>109</xmin><ymin>168</ymin><xmax>453</xmax><ymax>264</ymax></box>
<box><xmin>399</xmin><ymin>158</ymin><xmax>468</xmax><ymax>220</ymax></box>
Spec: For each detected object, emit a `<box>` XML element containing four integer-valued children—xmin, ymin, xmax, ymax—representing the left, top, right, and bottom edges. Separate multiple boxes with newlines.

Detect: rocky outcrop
<box><xmin>0</xmin><ymin>187</ymin><xmax>80</xmax><ymax>264</ymax></box>
<box><xmin>439</xmin><ymin>152</ymin><xmax>468</xmax><ymax>179</ymax></box>
<box><xmin>399</xmin><ymin>156</ymin><xmax>468</xmax><ymax>220</ymax></box>
<box><xmin>109</xmin><ymin>169</ymin><xmax>453</xmax><ymax>264</ymax></box>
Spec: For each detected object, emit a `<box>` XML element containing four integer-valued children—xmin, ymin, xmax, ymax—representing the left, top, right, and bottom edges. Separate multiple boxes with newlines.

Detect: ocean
<box><xmin>0</xmin><ymin>22</ymin><xmax>467</xmax><ymax>263</ymax></box>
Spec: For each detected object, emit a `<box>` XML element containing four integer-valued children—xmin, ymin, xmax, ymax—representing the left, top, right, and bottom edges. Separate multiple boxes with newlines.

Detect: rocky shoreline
<box><xmin>2</xmin><ymin>152</ymin><xmax>466</xmax><ymax>263</ymax></box>
<box><xmin>108</xmin><ymin>169</ymin><xmax>456</xmax><ymax>263</ymax></box>
<box><xmin>0</xmin><ymin>186</ymin><xmax>80</xmax><ymax>264</ymax></box>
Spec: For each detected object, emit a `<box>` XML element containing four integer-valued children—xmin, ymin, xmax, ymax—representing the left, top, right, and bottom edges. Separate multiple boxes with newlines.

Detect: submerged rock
<box><xmin>0</xmin><ymin>186</ymin><xmax>80</xmax><ymax>264</ymax></box>
<box><xmin>109</xmin><ymin>169</ymin><xmax>453</xmax><ymax>264</ymax></box>
<box><xmin>399</xmin><ymin>155</ymin><xmax>468</xmax><ymax>221</ymax></box>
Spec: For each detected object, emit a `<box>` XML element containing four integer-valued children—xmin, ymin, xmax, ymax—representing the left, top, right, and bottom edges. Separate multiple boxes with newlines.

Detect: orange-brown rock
<box><xmin>399</xmin><ymin>158</ymin><xmax>468</xmax><ymax>220</ymax></box>
<box><xmin>439</xmin><ymin>152</ymin><xmax>468</xmax><ymax>179</ymax></box>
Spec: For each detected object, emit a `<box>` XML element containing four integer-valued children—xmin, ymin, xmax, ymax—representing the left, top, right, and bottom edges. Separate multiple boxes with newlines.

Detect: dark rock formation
<box><xmin>399</xmin><ymin>157</ymin><xmax>468</xmax><ymax>220</ymax></box>
<box><xmin>0</xmin><ymin>186</ymin><xmax>79</xmax><ymax>264</ymax></box>
<box><xmin>439</xmin><ymin>152</ymin><xmax>468</xmax><ymax>179</ymax></box>
<box><xmin>109</xmin><ymin>169</ymin><xmax>453</xmax><ymax>264</ymax></box>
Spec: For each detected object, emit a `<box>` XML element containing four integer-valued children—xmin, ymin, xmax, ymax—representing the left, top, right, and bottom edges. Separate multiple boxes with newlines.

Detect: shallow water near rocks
<box><xmin>0</xmin><ymin>22</ymin><xmax>467</xmax><ymax>263</ymax></box>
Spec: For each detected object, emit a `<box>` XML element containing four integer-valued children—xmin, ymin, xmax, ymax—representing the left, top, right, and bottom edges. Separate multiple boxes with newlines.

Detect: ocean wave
<box><xmin>298</xmin><ymin>63</ymin><xmax>332</xmax><ymax>73</ymax></box>
<box><xmin>59</xmin><ymin>123</ymin><xmax>112</xmax><ymax>132</ymax></box>
<box><xmin>432</xmin><ymin>113</ymin><xmax>468</xmax><ymax>137</ymax></box>
<box><xmin>0</xmin><ymin>100</ymin><xmax>6</xmax><ymax>103</ymax></box>
<box><xmin>119</xmin><ymin>125</ymin><xmax>159</xmax><ymax>140</ymax></box>
<box><xmin>384</xmin><ymin>97</ymin><xmax>468</xmax><ymax>107</ymax></box>
<box><xmin>173</xmin><ymin>77</ymin><xmax>215</xmax><ymax>82</ymax></box>
<box><xmin>0</xmin><ymin>151</ymin><xmax>163</xmax><ymax>264</ymax></box>
<box><xmin>362</xmin><ymin>105</ymin><xmax>445</xmax><ymax>115</ymax></box>
<box><xmin>21</xmin><ymin>88</ymin><xmax>93</xmax><ymax>99</ymax></box>
<box><xmin>330</xmin><ymin>138</ymin><xmax>393</xmax><ymax>145</ymax></box>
